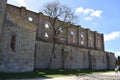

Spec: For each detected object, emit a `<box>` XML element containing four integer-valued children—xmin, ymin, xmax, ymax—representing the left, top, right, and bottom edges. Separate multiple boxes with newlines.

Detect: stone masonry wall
<box><xmin>89</xmin><ymin>50</ymin><xmax>107</xmax><ymax>70</ymax></box>
<box><xmin>106</xmin><ymin>52</ymin><xmax>116</xmax><ymax>70</ymax></box>
<box><xmin>0</xmin><ymin>10</ymin><xmax>36</xmax><ymax>72</ymax></box>
<box><xmin>6</xmin><ymin>4</ymin><xmax>104</xmax><ymax>51</ymax></box>
<box><xmin>35</xmin><ymin>41</ymin><xmax>108</xmax><ymax>70</ymax></box>
<box><xmin>35</xmin><ymin>41</ymin><xmax>62</xmax><ymax>69</ymax></box>
<box><xmin>0</xmin><ymin>2</ymin><xmax>116</xmax><ymax>72</ymax></box>
<box><xmin>63</xmin><ymin>46</ymin><xmax>89</xmax><ymax>69</ymax></box>
<box><xmin>35</xmin><ymin>41</ymin><xmax>90</xmax><ymax>70</ymax></box>
<box><xmin>0</xmin><ymin>0</ymin><xmax>7</xmax><ymax>35</ymax></box>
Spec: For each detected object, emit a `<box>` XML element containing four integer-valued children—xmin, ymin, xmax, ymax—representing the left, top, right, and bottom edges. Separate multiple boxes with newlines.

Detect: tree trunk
<box><xmin>47</xmin><ymin>40</ymin><xmax>56</xmax><ymax>69</ymax></box>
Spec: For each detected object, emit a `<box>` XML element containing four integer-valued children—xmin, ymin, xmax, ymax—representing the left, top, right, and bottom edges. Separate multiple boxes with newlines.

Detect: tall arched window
<box><xmin>10</xmin><ymin>35</ymin><xmax>16</xmax><ymax>53</ymax></box>
<box><xmin>45</xmin><ymin>23</ymin><xmax>49</xmax><ymax>28</ymax></box>
<box><xmin>70</xmin><ymin>31</ymin><xmax>75</xmax><ymax>43</ymax></box>
<box><xmin>44</xmin><ymin>23</ymin><xmax>50</xmax><ymax>38</ymax></box>
<box><xmin>80</xmin><ymin>32</ymin><xmax>85</xmax><ymax>45</ymax></box>
<box><xmin>45</xmin><ymin>32</ymin><xmax>49</xmax><ymax>37</ymax></box>
<box><xmin>97</xmin><ymin>38</ymin><xmax>101</xmax><ymax>48</ymax></box>
<box><xmin>89</xmin><ymin>37</ymin><xmax>93</xmax><ymax>47</ymax></box>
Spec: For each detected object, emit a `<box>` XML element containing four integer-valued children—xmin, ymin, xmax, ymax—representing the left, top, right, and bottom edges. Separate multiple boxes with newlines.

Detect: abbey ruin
<box><xmin>0</xmin><ymin>0</ymin><xmax>116</xmax><ymax>72</ymax></box>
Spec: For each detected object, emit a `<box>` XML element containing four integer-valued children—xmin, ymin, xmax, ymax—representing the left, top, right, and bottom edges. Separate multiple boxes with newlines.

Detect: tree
<box><xmin>41</xmin><ymin>1</ymin><xmax>78</xmax><ymax>69</ymax></box>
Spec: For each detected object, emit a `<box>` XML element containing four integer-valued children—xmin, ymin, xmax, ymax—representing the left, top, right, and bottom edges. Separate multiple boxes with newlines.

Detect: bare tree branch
<box><xmin>41</xmin><ymin>1</ymin><xmax>78</xmax><ymax>69</ymax></box>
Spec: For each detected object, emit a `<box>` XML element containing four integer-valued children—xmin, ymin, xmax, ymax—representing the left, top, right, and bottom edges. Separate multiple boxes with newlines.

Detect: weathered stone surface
<box><xmin>35</xmin><ymin>41</ymin><xmax>62</xmax><ymax>69</ymax></box>
<box><xmin>0</xmin><ymin>1</ymin><xmax>116</xmax><ymax>72</ymax></box>
<box><xmin>0</xmin><ymin>11</ymin><xmax>36</xmax><ymax>72</ymax></box>
<box><xmin>106</xmin><ymin>52</ymin><xmax>116</xmax><ymax>70</ymax></box>
<box><xmin>89</xmin><ymin>50</ymin><xmax>107</xmax><ymax>70</ymax></box>
<box><xmin>0</xmin><ymin>0</ymin><xmax>7</xmax><ymax>35</ymax></box>
<box><xmin>35</xmin><ymin>41</ymin><xmax>108</xmax><ymax>70</ymax></box>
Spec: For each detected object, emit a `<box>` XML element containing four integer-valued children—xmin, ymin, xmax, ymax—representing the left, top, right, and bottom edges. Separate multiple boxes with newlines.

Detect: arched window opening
<box><xmin>28</xmin><ymin>17</ymin><xmax>33</xmax><ymax>22</ymax></box>
<box><xmin>81</xmin><ymin>33</ymin><xmax>84</xmax><ymax>45</ymax></box>
<box><xmin>70</xmin><ymin>31</ymin><xmax>75</xmax><ymax>42</ymax></box>
<box><xmin>97</xmin><ymin>38</ymin><xmax>101</xmax><ymax>48</ymax></box>
<box><xmin>45</xmin><ymin>22</ymin><xmax>50</xmax><ymax>38</ymax></box>
<box><xmin>10</xmin><ymin>35</ymin><xmax>16</xmax><ymax>52</ymax></box>
<box><xmin>45</xmin><ymin>23</ymin><xmax>49</xmax><ymax>28</ymax></box>
<box><xmin>45</xmin><ymin>32</ymin><xmax>49</xmax><ymax>37</ymax></box>
<box><xmin>71</xmin><ymin>31</ymin><xmax>74</xmax><ymax>35</ymax></box>
<box><xmin>89</xmin><ymin>37</ymin><xmax>93</xmax><ymax>47</ymax></box>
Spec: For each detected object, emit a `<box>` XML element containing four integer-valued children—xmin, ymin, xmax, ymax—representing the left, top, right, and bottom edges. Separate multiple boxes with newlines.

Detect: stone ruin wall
<box><xmin>0</xmin><ymin>2</ymin><xmax>116</xmax><ymax>72</ymax></box>
<box><xmin>0</xmin><ymin>0</ymin><xmax>7</xmax><ymax>35</ymax></box>
<box><xmin>0</xmin><ymin>4</ymin><xmax>37</xmax><ymax>72</ymax></box>
<box><xmin>6</xmin><ymin>4</ymin><xmax>104</xmax><ymax>51</ymax></box>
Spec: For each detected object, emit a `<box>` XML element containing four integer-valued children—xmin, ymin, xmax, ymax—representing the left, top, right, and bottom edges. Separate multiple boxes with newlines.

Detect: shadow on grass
<box><xmin>0</xmin><ymin>69</ymin><xmax>111</xmax><ymax>79</ymax></box>
<box><xmin>0</xmin><ymin>71</ymin><xmax>51</xmax><ymax>79</ymax></box>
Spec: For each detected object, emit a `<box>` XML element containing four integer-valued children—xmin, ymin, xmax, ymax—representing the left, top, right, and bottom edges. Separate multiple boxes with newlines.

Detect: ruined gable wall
<box><xmin>6</xmin><ymin>4</ymin><xmax>107</xmax><ymax>70</ymax></box>
<box><xmin>0</xmin><ymin>4</ymin><xmax>115</xmax><ymax>71</ymax></box>
<box><xmin>0</xmin><ymin>6</ymin><xmax>36</xmax><ymax>72</ymax></box>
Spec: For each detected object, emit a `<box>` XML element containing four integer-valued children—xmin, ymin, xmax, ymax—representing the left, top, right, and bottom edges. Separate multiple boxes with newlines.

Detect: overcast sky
<box><xmin>7</xmin><ymin>0</ymin><xmax>120</xmax><ymax>57</ymax></box>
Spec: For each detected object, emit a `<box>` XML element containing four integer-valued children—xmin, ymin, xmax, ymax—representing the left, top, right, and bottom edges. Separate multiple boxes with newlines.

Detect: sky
<box><xmin>7</xmin><ymin>0</ymin><xmax>120</xmax><ymax>57</ymax></box>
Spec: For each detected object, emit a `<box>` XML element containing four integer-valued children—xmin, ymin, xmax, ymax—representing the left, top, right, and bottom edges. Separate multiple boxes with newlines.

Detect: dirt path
<box><xmin>8</xmin><ymin>72</ymin><xmax>120</xmax><ymax>80</ymax></box>
<box><xmin>76</xmin><ymin>72</ymin><xmax>120</xmax><ymax>80</ymax></box>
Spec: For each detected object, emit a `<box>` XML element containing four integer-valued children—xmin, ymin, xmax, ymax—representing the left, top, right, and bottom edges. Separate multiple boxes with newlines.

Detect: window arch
<box><xmin>80</xmin><ymin>32</ymin><xmax>85</xmax><ymax>45</ymax></box>
<box><xmin>28</xmin><ymin>17</ymin><xmax>33</xmax><ymax>22</ymax></box>
<box><xmin>45</xmin><ymin>32</ymin><xmax>49</xmax><ymax>37</ymax></box>
<box><xmin>97</xmin><ymin>37</ymin><xmax>101</xmax><ymax>48</ymax></box>
<box><xmin>8</xmin><ymin>33</ymin><xmax>16</xmax><ymax>54</ymax></box>
<box><xmin>89</xmin><ymin>36</ymin><xmax>93</xmax><ymax>47</ymax></box>
<box><xmin>70</xmin><ymin>30</ymin><xmax>75</xmax><ymax>43</ymax></box>
<box><xmin>44</xmin><ymin>22</ymin><xmax>50</xmax><ymax>38</ymax></box>
<box><xmin>45</xmin><ymin>23</ymin><xmax>50</xmax><ymax>28</ymax></box>
<box><xmin>10</xmin><ymin>35</ymin><xmax>16</xmax><ymax>52</ymax></box>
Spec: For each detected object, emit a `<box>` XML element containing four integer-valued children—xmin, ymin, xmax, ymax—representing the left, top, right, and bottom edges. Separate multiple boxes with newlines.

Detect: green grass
<box><xmin>0</xmin><ymin>69</ymin><xmax>113</xmax><ymax>79</ymax></box>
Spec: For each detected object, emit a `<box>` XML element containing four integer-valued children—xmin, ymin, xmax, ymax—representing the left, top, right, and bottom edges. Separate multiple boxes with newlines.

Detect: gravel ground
<box><xmin>7</xmin><ymin>72</ymin><xmax>120</xmax><ymax>80</ymax></box>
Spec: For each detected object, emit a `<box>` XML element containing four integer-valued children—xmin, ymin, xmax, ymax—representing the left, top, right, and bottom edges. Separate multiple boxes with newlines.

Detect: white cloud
<box><xmin>75</xmin><ymin>7</ymin><xmax>103</xmax><ymax>21</ymax></box>
<box><xmin>90</xmin><ymin>10</ymin><xmax>103</xmax><ymax>17</ymax></box>
<box><xmin>76</xmin><ymin>7</ymin><xmax>84</xmax><ymax>13</ymax></box>
<box><xmin>14</xmin><ymin>0</ymin><xmax>26</xmax><ymax>7</ymax></box>
<box><xmin>84</xmin><ymin>16</ymin><xmax>93</xmax><ymax>21</ymax></box>
<box><xmin>83</xmin><ymin>8</ymin><xmax>94</xmax><ymax>14</ymax></box>
<box><xmin>104</xmin><ymin>32</ymin><xmax>120</xmax><ymax>41</ymax></box>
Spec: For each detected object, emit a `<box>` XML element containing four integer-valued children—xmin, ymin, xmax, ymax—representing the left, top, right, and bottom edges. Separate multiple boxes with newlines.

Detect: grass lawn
<box><xmin>0</xmin><ymin>69</ymin><xmax>113</xmax><ymax>79</ymax></box>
